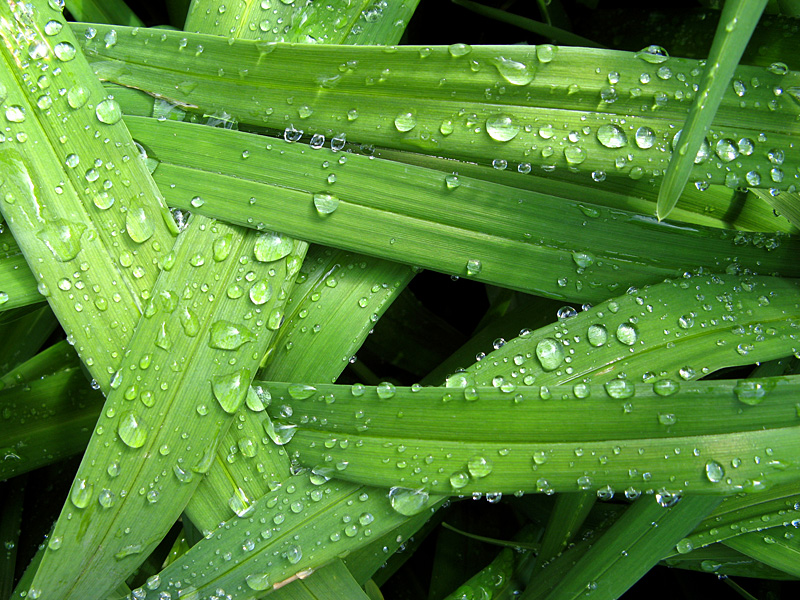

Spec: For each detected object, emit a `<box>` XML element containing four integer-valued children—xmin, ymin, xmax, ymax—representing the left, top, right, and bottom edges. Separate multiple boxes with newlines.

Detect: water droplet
<box><xmin>254</xmin><ymin>231</ymin><xmax>293</xmax><ymax>262</ymax></box>
<box><xmin>288</xmin><ymin>384</ymin><xmax>316</xmax><ymax>399</ymax></box>
<box><xmin>70</xmin><ymin>478</ymin><xmax>93</xmax><ymax>508</ymax></box>
<box><xmin>249</xmin><ymin>280</ymin><xmax>272</xmax><ymax>305</ymax></box>
<box><xmin>536</xmin><ymin>338</ymin><xmax>564</xmax><ymax>371</ymax></box>
<box><xmin>597</xmin><ymin>124</ymin><xmax>628</xmax><ymax>148</ymax></box>
<box><xmin>466</xmin><ymin>259</ymin><xmax>482</xmax><ymax>276</ymax></box>
<box><xmin>118</xmin><ymin>411</ymin><xmax>148</xmax><ymax>448</ymax></box>
<box><xmin>450</xmin><ymin>470</ymin><xmax>470</xmax><ymax>489</ymax></box>
<box><xmin>28</xmin><ymin>41</ymin><xmax>49</xmax><ymax>60</ymax></box>
<box><xmin>389</xmin><ymin>487</ymin><xmax>431</xmax><ymax>516</ymax></box>
<box><xmin>635</xmin><ymin>45</ymin><xmax>669</xmax><ymax>64</ymax></box>
<box><xmin>245</xmin><ymin>574</ymin><xmax>271</xmax><ymax>591</ymax></box>
<box><xmin>394</xmin><ymin>111</ymin><xmax>417</xmax><ymax>132</ymax></box>
<box><xmin>714</xmin><ymin>139</ymin><xmax>739</xmax><ymax>163</ymax></box>
<box><xmin>36</xmin><ymin>219</ymin><xmax>85</xmax><ymax>261</ymax></box>
<box><xmin>705</xmin><ymin>460</ymin><xmax>724</xmax><ymax>483</ymax></box>
<box><xmin>616</xmin><ymin>322</ymin><xmax>638</xmax><ymax>345</ymax></box>
<box><xmin>96</xmin><ymin>98</ymin><xmax>122</xmax><ymax>124</ymax></box>
<box><xmin>211</xmin><ymin>368</ymin><xmax>251</xmax><ymax>414</ymax></box>
<box><xmin>587</xmin><ymin>324</ymin><xmax>608</xmax><ymax>347</ymax></box>
<box><xmin>653</xmin><ymin>379</ymin><xmax>679</xmax><ymax>396</ymax></box>
<box><xmin>490</xmin><ymin>56</ymin><xmax>535</xmax><ymax>85</ymax></box>
<box><xmin>467</xmin><ymin>456</ymin><xmax>493</xmax><ymax>478</ymax></box>
<box><xmin>209</xmin><ymin>321</ymin><xmax>255</xmax><ymax>350</ymax></box>
<box><xmin>448</xmin><ymin>43</ymin><xmax>471</xmax><ymax>57</ymax></box>
<box><xmin>377</xmin><ymin>381</ymin><xmax>396</xmax><ymax>399</ymax></box>
<box><xmin>486</xmin><ymin>114</ymin><xmax>520</xmax><ymax>142</ymax></box>
<box><xmin>286</xmin><ymin>544</ymin><xmax>303</xmax><ymax>564</ymax></box>
<box><xmin>734</xmin><ymin>380</ymin><xmax>766</xmax><ymax>405</ymax></box>
<box><xmin>54</xmin><ymin>42</ymin><xmax>76</xmax><ymax>61</ymax></box>
<box><xmin>634</xmin><ymin>127</ymin><xmax>656</xmax><ymax>149</ymax></box>
<box><xmin>5</xmin><ymin>106</ymin><xmax>25</xmax><ymax>123</ymax></box>
<box><xmin>313</xmin><ymin>192</ymin><xmax>340</xmax><ymax>215</ymax></box>
<box><xmin>564</xmin><ymin>146</ymin><xmax>587</xmax><ymax>165</ymax></box>
<box><xmin>126</xmin><ymin>204</ymin><xmax>155</xmax><ymax>243</ymax></box>
<box><xmin>605</xmin><ymin>379</ymin><xmax>634</xmax><ymax>399</ymax></box>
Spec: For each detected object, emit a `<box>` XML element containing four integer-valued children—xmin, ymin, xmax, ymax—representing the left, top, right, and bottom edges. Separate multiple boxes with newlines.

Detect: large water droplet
<box><xmin>96</xmin><ymin>98</ymin><xmax>122</xmax><ymax>124</ymax></box>
<box><xmin>53</xmin><ymin>42</ymin><xmax>76</xmax><ymax>61</ymax></box>
<box><xmin>535</xmin><ymin>338</ymin><xmax>564</xmax><ymax>371</ymax></box>
<box><xmin>486</xmin><ymin>115</ymin><xmax>520</xmax><ymax>142</ymax></box>
<box><xmin>490</xmin><ymin>56</ymin><xmax>535</xmax><ymax>85</ymax></box>
<box><xmin>288</xmin><ymin>384</ymin><xmax>316</xmax><ymax>399</ymax></box>
<box><xmin>286</xmin><ymin>544</ymin><xmax>302</xmax><ymax>564</ymax></box>
<box><xmin>211</xmin><ymin>368</ymin><xmax>251</xmax><ymax>414</ymax></box>
<box><xmin>467</xmin><ymin>456</ymin><xmax>493</xmax><ymax>478</ymax></box>
<box><xmin>389</xmin><ymin>487</ymin><xmax>431</xmax><ymax>516</ymax></box>
<box><xmin>179</xmin><ymin>307</ymin><xmax>200</xmax><ymax>337</ymax></box>
<box><xmin>597</xmin><ymin>124</ymin><xmax>628</xmax><ymax>148</ymax></box>
<box><xmin>67</xmin><ymin>85</ymin><xmax>90</xmax><ymax>109</ymax></box>
<box><xmin>634</xmin><ymin>127</ymin><xmax>656</xmax><ymax>149</ymax></box>
<box><xmin>616</xmin><ymin>322</ymin><xmax>638</xmax><ymax>345</ymax></box>
<box><xmin>604</xmin><ymin>379</ymin><xmax>634</xmax><ymax>399</ymax></box>
<box><xmin>254</xmin><ymin>231</ymin><xmax>293</xmax><ymax>262</ymax></box>
<box><xmin>394</xmin><ymin>111</ymin><xmax>417</xmax><ymax>132</ymax></box>
<box><xmin>209</xmin><ymin>320</ymin><xmax>255</xmax><ymax>350</ymax></box>
<box><xmin>36</xmin><ymin>219</ymin><xmax>86</xmax><ymax>261</ymax></box>
<box><xmin>635</xmin><ymin>45</ymin><xmax>669</xmax><ymax>64</ymax></box>
<box><xmin>313</xmin><ymin>192</ymin><xmax>340</xmax><ymax>215</ymax></box>
<box><xmin>587</xmin><ymin>324</ymin><xmax>608</xmax><ymax>347</ymax></box>
<box><xmin>245</xmin><ymin>573</ymin><xmax>271</xmax><ymax>591</ymax></box>
<box><xmin>705</xmin><ymin>460</ymin><xmax>724</xmax><ymax>483</ymax></box>
<box><xmin>118</xmin><ymin>411</ymin><xmax>148</xmax><ymax>448</ymax></box>
<box><xmin>126</xmin><ymin>204</ymin><xmax>155</xmax><ymax>243</ymax></box>
<box><xmin>450</xmin><ymin>470</ymin><xmax>470</xmax><ymax>489</ymax></box>
<box><xmin>249</xmin><ymin>279</ymin><xmax>272</xmax><ymax>305</ymax></box>
<box><xmin>448</xmin><ymin>43</ymin><xmax>472</xmax><ymax>57</ymax></box>
<box><xmin>70</xmin><ymin>478</ymin><xmax>93</xmax><ymax>508</ymax></box>
<box><xmin>212</xmin><ymin>233</ymin><xmax>232</xmax><ymax>261</ymax></box>
<box><xmin>733</xmin><ymin>380</ymin><xmax>766</xmax><ymax>405</ymax></box>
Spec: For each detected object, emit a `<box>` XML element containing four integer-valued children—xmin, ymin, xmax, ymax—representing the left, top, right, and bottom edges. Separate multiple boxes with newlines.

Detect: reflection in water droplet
<box><xmin>286</xmin><ymin>544</ymin><xmax>302</xmax><ymax>564</ymax></box>
<box><xmin>605</xmin><ymin>379</ymin><xmax>634</xmax><ymax>399</ymax></box>
<box><xmin>616</xmin><ymin>322</ymin><xmax>638</xmax><ymax>345</ymax></box>
<box><xmin>245</xmin><ymin>573</ymin><xmax>271</xmax><ymax>591</ymax></box>
<box><xmin>67</xmin><ymin>85</ymin><xmax>90</xmax><ymax>109</ymax></box>
<box><xmin>734</xmin><ymin>380</ymin><xmax>766</xmax><ymax>405</ymax></box>
<box><xmin>54</xmin><ymin>42</ymin><xmax>76</xmax><ymax>61</ymax></box>
<box><xmin>126</xmin><ymin>204</ymin><xmax>155</xmax><ymax>243</ymax></box>
<box><xmin>467</xmin><ymin>456</ymin><xmax>493</xmax><ymax>478</ymax></box>
<box><xmin>249</xmin><ymin>279</ymin><xmax>272</xmax><ymax>305</ymax></box>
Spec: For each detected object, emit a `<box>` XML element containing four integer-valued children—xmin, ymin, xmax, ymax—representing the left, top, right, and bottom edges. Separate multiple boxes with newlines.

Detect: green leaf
<box><xmin>65</xmin><ymin>0</ymin><xmax>144</xmax><ymax>27</ymax></box>
<box><xmin>657</xmin><ymin>0</ymin><xmax>768</xmax><ymax>220</ymax></box>
<box><xmin>723</xmin><ymin>529</ymin><xmax>800</xmax><ymax>579</ymax></box>
<box><xmin>27</xmin><ymin>217</ymin><xmax>306</xmax><ymax>600</ymax></box>
<box><xmin>75</xmin><ymin>25</ymin><xmax>800</xmax><ymax>192</ymax></box>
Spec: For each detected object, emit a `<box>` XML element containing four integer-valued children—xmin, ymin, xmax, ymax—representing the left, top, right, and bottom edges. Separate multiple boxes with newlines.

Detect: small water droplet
<box><xmin>394</xmin><ymin>111</ymin><xmax>417</xmax><ymax>132</ymax></box>
<box><xmin>209</xmin><ymin>320</ymin><xmax>255</xmax><ymax>350</ymax></box>
<box><xmin>69</xmin><ymin>478</ymin><xmax>93</xmax><ymax>508</ymax></box>
<box><xmin>53</xmin><ymin>42</ymin><xmax>76</xmax><ymax>61</ymax></box>
<box><xmin>616</xmin><ymin>322</ymin><xmax>638</xmax><ymax>345</ymax></box>
<box><xmin>536</xmin><ymin>338</ymin><xmax>564</xmax><ymax>371</ymax></box>
<box><xmin>245</xmin><ymin>574</ymin><xmax>271</xmax><ymax>591</ymax></box>
<box><xmin>377</xmin><ymin>381</ymin><xmax>396</xmax><ymax>399</ymax></box>
<box><xmin>96</xmin><ymin>98</ymin><xmax>122</xmax><ymax>124</ymax></box>
<box><xmin>486</xmin><ymin>114</ymin><xmax>520</xmax><ymax>142</ymax></box>
<box><xmin>705</xmin><ymin>460</ymin><xmax>724</xmax><ymax>483</ymax></box>
<box><xmin>313</xmin><ymin>192</ymin><xmax>340</xmax><ymax>215</ymax></box>
<box><xmin>467</xmin><ymin>456</ymin><xmax>493</xmax><ymax>478</ymax></box>
<box><xmin>254</xmin><ymin>231</ymin><xmax>293</xmax><ymax>262</ymax></box>
<box><xmin>734</xmin><ymin>380</ymin><xmax>767</xmax><ymax>405</ymax></box>
<box><xmin>490</xmin><ymin>56</ymin><xmax>535</xmax><ymax>85</ymax></box>
<box><xmin>597</xmin><ymin>124</ymin><xmax>628</xmax><ymax>148</ymax></box>
<box><xmin>286</xmin><ymin>544</ymin><xmax>303</xmax><ymax>564</ymax></box>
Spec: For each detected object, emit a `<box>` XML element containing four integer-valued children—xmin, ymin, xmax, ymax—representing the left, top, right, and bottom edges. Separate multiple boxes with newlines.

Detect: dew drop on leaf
<box><xmin>96</xmin><ymin>98</ymin><xmax>122</xmax><ymax>124</ymax></box>
<box><xmin>211</xmin><ymin>368</ymin><xmax>251</xmax><ymax>414</ymax></box>
<box><xmin>245</xmin><ymin>574</ymin><xmax>271</xmax><ymax>591</ymax></box>
<box><xmin>209</xmin><ymin>320</ymin><xmax>255</xmax><ymax>350</ymax></box>
<box><xmin>254</xmin><ymin>231</ymin><xmax>293</xmax><ymax>262</ymax></box>
<box><xmin>486</xmin><ymin>114</ymin><xmax>520</xmax><ymax>142</ymax></box>
<box><xmin>389</xmin><ymin>487</ymin><xmax>431</xmax><ymax>516</ymax></box>
<box><xmin>535</xmin><ymin>338</ymin><xmax>564</xmax><ymax>371</ymax></box>
<box><xmin>118</xmin><ymin>411</ymin><xmax>148</xmax><ymax>448</ymax></box>
<box><xmin>69</xmin><ymin>477</ymin><xmax>93</xmax><ymax>508</ymax></box>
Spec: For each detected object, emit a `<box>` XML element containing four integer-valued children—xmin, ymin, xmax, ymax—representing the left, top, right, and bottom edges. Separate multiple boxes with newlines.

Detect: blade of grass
<box><xmin>27</xmin><ymin>216</ymin><xmax>307</xmax><ymax>600</ymax></box>
<box><xmin>127</xmin><ymin>117</ymin><xmax>800</xmax><ymax>303</ymax></box>
<box><xmin>74</xmin><ymin>25</ymin><xmax>800</xmax><ymax>191</ymax></box>
<box><xmin>0</xmin><ymin>340</ymin><xmax>78</xmax><ymax>390</ymax></box>
<box><xmin>0</xmin><ymin>367</ymin><xmax>102</xmax><ymax>481</ymax></box>
<box><xmin>723</xmin><ymin>531</ymin><xmax>800</xmax><ymax>579</ymax></box>
<box><xmin>452</xmin><ymin>273</ymin><xmax>800</xmax><ymax>389</ymax></box>
<box><xmin>0</xmin><ymin>475</ymin><xmax>26</xmax><ymax>599</ymax></box>
<box><xmin>265</xmin><ymin>375</ymin><xmax>800</xmax><ymax>495</ymax></box>
<box><xmin>662</xmin><ymin>542</ymin><xmax>799</xmax><ymax>580</ymax></box>
<box><xmin>0</xmin><ymin>305</ymin><xmax>57</xmax><ymax>377</ymax></box>
<box><xmin>65</xmin><ymin>0</ymin><xmax>144</xmax><ymax>27</ymax></box>
<box><xmin>441</xmin><ymin>547</ymin><xmax>515</xmax><ymax>600</ymax></box>
<box><xmin>657</xmin><ymin>0</ymin><xmax>768</xmax><ymax>220</ymax></box>
<box><xmin>525</xmin><ymin>496</ymin><xmax>722</xmax><ymax>600</ymax></box>
<box><xmin>750</xmin><ymin>188</ymin><xmax>800</xmax><ymax>231</ymax></box>
<box><xmin>534</xmin><ymin>493</ymin><xmax>595</xmax><ymax>568</ymax></box>
<box><xmin>0</xmin><ymin>1</ymin><xmax>177</xmax><ymax>387</ymax></box>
